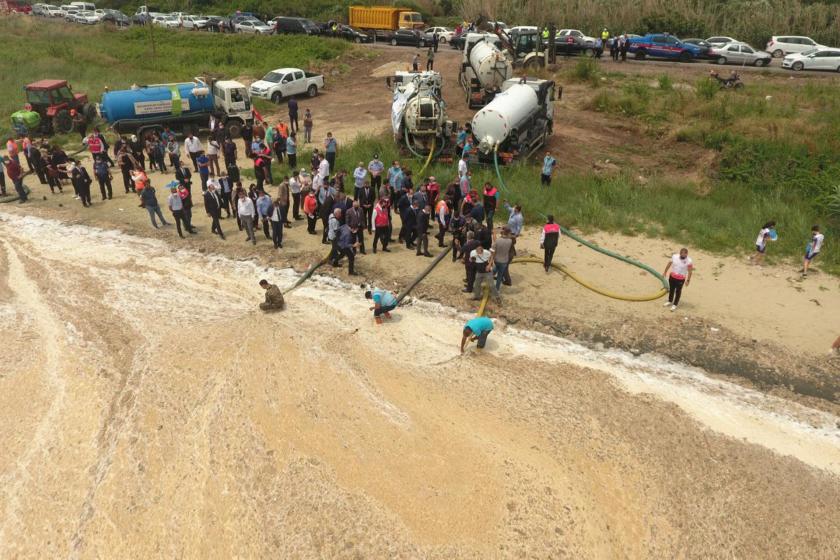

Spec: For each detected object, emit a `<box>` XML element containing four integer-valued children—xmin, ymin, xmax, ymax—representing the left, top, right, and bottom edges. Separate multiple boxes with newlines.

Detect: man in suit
<box><xmin>204</xmin><ymin>182</ymin><xmax>226</xmax><ymax>239</ymax></box>
<box><xmin>357</xmin><ymin>182</ymin><xmax>375</xmax><ymax>233</ymax></box>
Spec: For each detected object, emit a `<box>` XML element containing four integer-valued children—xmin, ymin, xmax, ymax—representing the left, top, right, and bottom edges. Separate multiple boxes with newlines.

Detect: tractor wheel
<box><xmin>524</xmin><ymin>57</ymin><xmax>544</xmax><ymax>71</ymax></box>
<box><xmin>52</xmin><ymin>110</ymin><xmax>73</xmax><ymax>134</ymax></box>
<box><xmin>82</xmin><ymin>103</ymin><xmax>97</xmax><ymax>123</ymax></box>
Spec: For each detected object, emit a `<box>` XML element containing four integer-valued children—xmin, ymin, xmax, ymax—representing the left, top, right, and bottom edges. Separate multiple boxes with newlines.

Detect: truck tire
<box><xmin>307</xmin><ymin>84</ymin><xmax>318</xmax><ymax>97</ymax></box>
<box><xmin>52</xmin><ymin>110</ymin><xmax>73</xmax><ymax>134</ymax></box>
<box><xmin>524</xmin><ymin>57</ymin><xmax>544</xmax><ymax>71</ymax></box>
<box><xmin>225</xmin><ymin>120</ymin><xmax>243</xmax><ymax>138</ymax></box>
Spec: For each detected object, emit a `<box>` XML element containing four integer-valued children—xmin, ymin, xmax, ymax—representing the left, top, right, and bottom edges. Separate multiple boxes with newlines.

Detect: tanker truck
<box><xmin>389</xmin><ymin>71</ymin><xmax>456</xmax><ymax>156</ymax></box>
<box><xmin>99</xmin><ymin>78</ymin><xmax>253</xmax><ymax>138</ymax></box>
<box><xmin>459</xmin><ymin>33</ymin><xmax>513</xmax><ymax>109</ymax></box>
<box><xmin>471</xmin><ymin>77</ymin><xmax>558</xmax><ymax>164</ymax></box>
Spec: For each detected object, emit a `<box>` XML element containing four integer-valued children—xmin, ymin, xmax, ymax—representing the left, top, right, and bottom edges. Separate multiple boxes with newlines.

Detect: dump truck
<box><xmin>349</xmin><ymin>5</ymin><xmax>424</xmax><ymax>37</ymax></box>
<box><xmin>99</xmin><ymin>77</ymin><xmax>252</xmax><ymax>137</ymax></box>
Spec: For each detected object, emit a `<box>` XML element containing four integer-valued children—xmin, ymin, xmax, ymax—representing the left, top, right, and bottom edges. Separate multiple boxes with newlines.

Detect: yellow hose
<box><xmin>511</xmin><ymin>256</ymin><xmax>667</xmax><ymax>302</ymax></box>
<box><xmin>477</xmin><ymin>285</ymin><xmax>491</xmax><ymax>315</ymax></box>
<box><xmin>417</xmin><ymin>136</ymin><xmax>436</xmax><ymax>176</ymax></box>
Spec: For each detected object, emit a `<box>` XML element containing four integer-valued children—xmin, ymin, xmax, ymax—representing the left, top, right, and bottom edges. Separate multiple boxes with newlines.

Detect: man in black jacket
<box><xmin>402</xmin><ymin>200</ymin><xmax>418</xmax><ymax>249</ymax></box>
<box><xmin>357</xmin><ymin>182</ymin><xmax>375</xmax><ymax>233</ymax></box>
<box><xmin>319</xmin><ymin>190</ymin><xmax>336</xmax><ymax>244</ymax></box>
<box><xmin>70</xmin><ymin>160</ymin><xmax>93</xmax><ymax>207</ymax></box>
<box><xmin>203</xmin><ymin>183</ymin><xmax>226</xmax><ymax>239</ymax></box>
<box><xmin>415</xmin><ymin>205</ymin><xmax>432</xmax><ymax>257</ymax></box>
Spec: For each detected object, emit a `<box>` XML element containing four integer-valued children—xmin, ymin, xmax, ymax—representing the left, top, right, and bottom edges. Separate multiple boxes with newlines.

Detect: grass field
<box><xmin>0</xmin><ymin>17</ymin><xmax>350</xmax><ymax>139</ymax></box>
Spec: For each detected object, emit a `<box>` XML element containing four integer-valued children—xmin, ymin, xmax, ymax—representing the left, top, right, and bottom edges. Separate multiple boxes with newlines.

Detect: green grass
<box><xmin>0</xmin><ymin>17</ymin><xmax>350</xmax><ymax>139</ymax></box>
<box><xmin>288</xmin><ymin>132</ymin><xmax>837</xmax><ymax>274</ymax></box>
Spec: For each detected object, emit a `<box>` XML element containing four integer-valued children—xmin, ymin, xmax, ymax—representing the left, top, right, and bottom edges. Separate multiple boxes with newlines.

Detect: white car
<box><xmin>63</xmin><ymin>8</ymin><xmax>81</xmax><ymax>21</ymax></box>
<box><xmin>423</xmin><ymin>26</ymin><xmax>454</xmax><ymax>43</ymax></box>
<box><xmin>557</xmin><ymin>29</ymin><xmax>596</xmax><ymax>46</ymax></box>
<box><xmin>249</xmin><ymin>67</ymin><xmax>325</xmax><ymax>103</ymax></box>
<box><xmin>74</xmin><ymin>10</ymin><xmax>100</xmax><ymax>24</ymax></box>
<box><xmin>766</xmin><ymin>35</ymin><xmax>825</xmax><ymax>58</ymax></box>
<box><xmin>509</xmin><ymin>25</ymin><xmax>538</xmax><ymax>35</ymax></box>
<box><xmin>706</xmin><ymin>36</ymin><xmax>739</xmax><ymax>47</ymax></box>
<box><xmin>45</xmin><ymin>5</ymin><xmax>63</xmax><ymax>16</ymax></box>
<box><xmin>782</xmin><ymin>47</ymin><xmax>840</xmax><ymax>72</ymax></box>
<box><xmin>182</xmin><ymin>15</ymin><xmax>209</xmax><ymax>29</ymax></box>
<box><xmin>235</xmin><ymin>19</ymin><xmax>273</xmax><ymax>34</ymax></box>
<box><xmin>152</xmin><ymin>15</ymin><xmax>179</xmax><ymax>28</ymax></box>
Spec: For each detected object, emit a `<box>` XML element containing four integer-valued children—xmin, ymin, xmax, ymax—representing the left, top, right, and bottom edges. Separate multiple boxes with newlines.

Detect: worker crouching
<box><xmin>259</xmin><ymin>279</ymin><xmax>285</xmax><ymax>311</ymax></box>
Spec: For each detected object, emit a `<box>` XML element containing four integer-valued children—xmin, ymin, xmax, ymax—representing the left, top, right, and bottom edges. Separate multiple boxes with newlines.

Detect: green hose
<box><xmin>492</xmin><ymin>149</ymin><xmax>669</xmax><ymax>297</ymax></box>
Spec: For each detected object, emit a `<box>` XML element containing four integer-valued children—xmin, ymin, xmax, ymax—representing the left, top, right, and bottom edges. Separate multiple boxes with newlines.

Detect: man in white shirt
<box><xmin>236</xmin><ymin>190</ymin><xmax>257</xmax><ymax>245</ymax></box>
<box><xmin>662</xmin><ymin>248</ymin><xmax>693</xmax><ymax>311</ymax></box>
<box><xmin>368</xmin><ymin>155</ymin><xmax>384</xmax><ymax>190</ymax></box>
<box><xmin>184</xmin><ymin>133</ymin><xmax>203</xmax><ymax>172</ymax></box>
<box><xmin>458</xmin><ymin>154</ymin><xmax>468</xmax><ymax>178</ymax></box>
<box><xmin>470</xmin><ymin>244</ymin><xmax>494</xmax><ymax>301</ymax></box>
<box><xmin>802</xmin><ymin>224</ymin><xmax>825</xmax><ymax>277</ymax></box>
<box><xmin>318</xmin><ymin>153</ymin><xmax>330</xmax><ymax>181</ymax></box>
<box><xmin>353</xmin><ymin>162</ymin><xmax>367</xmax><ymax>200</ymax></box>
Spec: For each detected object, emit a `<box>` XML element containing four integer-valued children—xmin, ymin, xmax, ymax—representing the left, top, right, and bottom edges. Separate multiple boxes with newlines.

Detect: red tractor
<box><xmin>18</xmin><ymin>80</ymin><xmax>97</xmax><ymax>135</ymax></box>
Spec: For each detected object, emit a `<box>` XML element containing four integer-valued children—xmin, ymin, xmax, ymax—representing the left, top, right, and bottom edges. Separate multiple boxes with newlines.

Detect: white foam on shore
<box><xmin>2</xmin><ymin>211</ymin><xmax>838</xmax><ymax>475</ymax></box>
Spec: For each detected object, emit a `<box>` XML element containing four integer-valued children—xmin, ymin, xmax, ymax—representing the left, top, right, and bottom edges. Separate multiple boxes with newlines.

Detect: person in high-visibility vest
<box><xmin>601</xmin><ymin>28</ymin><xmax>610</xmax><ymax>43</ymax></box>
<box><xmin>542</xmin><ymin>27</ymin><xmax>550</xmax><ymax>40</ymax></box>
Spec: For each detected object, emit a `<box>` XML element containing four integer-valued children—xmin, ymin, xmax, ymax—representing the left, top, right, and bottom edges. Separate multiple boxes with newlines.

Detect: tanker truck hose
<box><xmin>491</xmin><ymin>148</ymin><xmax>668</xmax><ymax>301</ymax></box>
<box><xmin>403</xmin><ymin>126</ymin><xmax>441</xmax><ymax>176</ymax></box>
<box><xmin>285</xmin><ymin>252</ymin><xmax>332</xmax><ymax>294</ymax></box>
<box><xmin>394</xmin><ymin>244</ymin><xmax>452</xmax><ymax>305</ymax></box>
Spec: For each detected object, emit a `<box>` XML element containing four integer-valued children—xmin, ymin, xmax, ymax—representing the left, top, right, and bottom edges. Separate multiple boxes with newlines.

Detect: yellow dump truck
<box><xmin>349</xmin><ymin>5</ymin><xmax>424</xmax><ymax>32</ymax></box>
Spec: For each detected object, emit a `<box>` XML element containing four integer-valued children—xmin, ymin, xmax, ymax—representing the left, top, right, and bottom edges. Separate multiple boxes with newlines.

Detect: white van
<box><xmin>70</xmin><ymin>2</ymin><xmax>96</xmax><ymax>11</ymax></box>
<box><xmin>766</xmin><ymin>35</ymin><xmax>825</xmax><ymax>57</ymax></box>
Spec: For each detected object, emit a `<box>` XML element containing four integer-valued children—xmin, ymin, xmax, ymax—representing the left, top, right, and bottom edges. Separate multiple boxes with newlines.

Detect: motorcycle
<box><xmin>709</xmin><ymin>70</ymin><xmax>743</xmax><ymax>89</ymax></box>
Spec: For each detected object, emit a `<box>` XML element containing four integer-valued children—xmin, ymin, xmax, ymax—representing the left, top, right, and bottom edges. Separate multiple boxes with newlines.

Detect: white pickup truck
<box><xmin>248</xmin><ymin>68</ymin><xmax>325</xmax><ymax>104</ymax></box>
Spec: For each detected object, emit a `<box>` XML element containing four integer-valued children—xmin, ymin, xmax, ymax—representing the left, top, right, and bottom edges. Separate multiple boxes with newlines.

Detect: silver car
<box><xmin>712</xmin><ymin>42</ymin><xmax>772</xmax><ymax>66</ymax></box>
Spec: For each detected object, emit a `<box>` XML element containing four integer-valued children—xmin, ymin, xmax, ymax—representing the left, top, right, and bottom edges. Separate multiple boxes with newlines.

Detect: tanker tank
<box><xmin>470</xmin><ymin>77</ymin><xmax>557</xmax><ymax>164</ymax></box>
<box><xmin>390</xmin><ymin>71</ymin><xmax>454</xmax><ymax>156</ymax></box>
<box><xmin>99</xmin><ymin>83</ymin><xmax>214</xmax><ymax>126</ymax></box>
<box><xmin>459</xmin><ymin>33</ymin><xmax>513</xmax><ymax>108</ymax></box>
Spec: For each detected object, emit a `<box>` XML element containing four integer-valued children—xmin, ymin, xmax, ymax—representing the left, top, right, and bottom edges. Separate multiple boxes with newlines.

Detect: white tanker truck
<box><xmin>389</xmin><ymin>71</ymin><xmax>456</xmax><ymax>155</ymax></box>
<box><xmin>459</xmin><ymin>33</ymin><xmax>514</xmax><ymax>108</ymax></box>
<box><xmin>471</xmin><ymin>77</ymin><xmax>557</xmax><ymax>164</ymax></box>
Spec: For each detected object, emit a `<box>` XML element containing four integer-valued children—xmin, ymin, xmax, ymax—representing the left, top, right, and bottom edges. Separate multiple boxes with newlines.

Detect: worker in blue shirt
<box><xmin>503</xmin><ymin>201</ymin><xmax>524</xmax><ymax>237</ymax></box>
<box><xmin>365</xmin><ymin>288</ymin><xmax>398</xmax><ymax>325</ymax></box>
<box><xmin>255</xmin><ymin>189</ymin><xmax>273</xmax><ymax>239</ymax></box>
<box><xmin>541</xmin><ymin>151</ymin><xmax>557</xmax><ymax>186</ymax></box>
<box><xmin>461</xmin><ymin>316</ymin><xmax>494</xmax><ymax>353</ymax></box>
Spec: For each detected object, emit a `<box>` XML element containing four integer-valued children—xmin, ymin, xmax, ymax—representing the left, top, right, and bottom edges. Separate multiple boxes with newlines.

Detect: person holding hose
<box><xmin>461</xmin><ymin>316</ymin><xmax>494</xmax><ymax>353</ymax></box>
<box><xmin>365</xmin><ymin>289</ymin><xmax>398</xmax><ymax>325</ymax></box>
<box><xmin>539</xmin><ymin>215</ymin><xmax>561</xmax><ymax>272</ymax></box>
<box><xmin>663</xmin><ymin>248</ymin><xmax>693</xmax><ymax>311</ymax></box>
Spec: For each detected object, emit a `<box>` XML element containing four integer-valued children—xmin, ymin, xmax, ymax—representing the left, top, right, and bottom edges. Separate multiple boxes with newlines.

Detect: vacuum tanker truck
<box><xmin>459</xmin><ymin>33</ymin><xmax>513</xmax><ymax>108</ymax></box>
<box><xmin>99</xmin><ymin>78</ymin><xmax>253</xmax><ymax>138</ymax></box>
<box><xmin>471</xmin><ymin>77</ymin><xmax>557</xmax><ymax>164</ymax></box>
<box><xmin>389</xmin><ymin>71</ymin><xmax>456</xmax><ymax>156</ymax></box>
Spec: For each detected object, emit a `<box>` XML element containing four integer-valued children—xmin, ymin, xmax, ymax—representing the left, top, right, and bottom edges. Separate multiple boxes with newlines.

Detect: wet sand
<box><xmin>1</xmin><ymin>213</ymin><xmax>838</xmax><ymax>558</ymax></box>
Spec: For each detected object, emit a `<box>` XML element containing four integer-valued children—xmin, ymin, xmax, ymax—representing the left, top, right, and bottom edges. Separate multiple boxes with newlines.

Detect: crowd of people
<box><xmin>0</xmin><ymin>105</ymin><xmax>833</xmax><ymax>352</ymax></box>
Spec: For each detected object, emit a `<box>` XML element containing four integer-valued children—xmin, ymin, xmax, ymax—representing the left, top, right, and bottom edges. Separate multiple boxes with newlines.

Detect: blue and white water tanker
<box><xmin>99</xmin><ymin>77</ymin><xmax>252</xmax><ymax>137</ymax></box>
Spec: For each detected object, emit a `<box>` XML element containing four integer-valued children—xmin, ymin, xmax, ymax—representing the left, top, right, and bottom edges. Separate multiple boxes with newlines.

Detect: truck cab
<box><xmin>209</xmin><ymin>80</ymin><xmax>252</xmax><ymax>137</ymax></box>
<box><xmin>397</xmin><ymin>11</ymin><xmax>423</xmax><ymax>29</ymax></box>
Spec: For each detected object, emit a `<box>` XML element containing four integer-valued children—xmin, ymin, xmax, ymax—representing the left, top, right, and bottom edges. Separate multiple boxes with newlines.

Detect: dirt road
<box><xmin>1</xmin><ymin>212</ymin><xmax>838</xmax><ymax>558</ymax></box>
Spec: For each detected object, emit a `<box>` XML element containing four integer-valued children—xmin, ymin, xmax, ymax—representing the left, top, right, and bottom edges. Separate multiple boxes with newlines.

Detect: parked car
<box><xmin>181</xmin><ymin>15</ymin><xmax>209</xmax><ymax>29</ymax></box>
<box><xmin>45</xmin><ymin>5</ymin><xmax>63</xmax><ymax>17</ymax></box>
<box><xmin>556</xmin><ymin>29</ymin><xmax>597</xmax><ymax>47</ymax></box>
<box><xmin>766</xmin><ymin>36</ymin><xmax>824</xmax><ymax>58</ymax></box>
<box><xmin>706</xmin><ymin>36</ymin><xmax>739</xmax><ymax>47</ymax></box>
<box><xmin>204</xmin><ymin>16</ymin><xmax>226</xmax><ymax>32</ymax></box>
<box><xmin>682</xmin><ymin>38</ymin><xmax>719</xmax><ymax>60</ymax></box>
<box><xmin>249</xmin><ymin>68</ymin><xmax>325</xmax><ymax>103</ymax></box>
<box><xmin>63</xmin><ymin>8</ymin><xmax>81</xmax><ymax>21</ymax></box>
<box><xmin>711</xmin><ymin>42</ymin><xmax>772</xmax><ymax>66</ymax></box>
<box><xmin>235</xmin><ymin>19</ymin><xmax>273</xmax><ymax>34</ymax></box>
<box><xmin>628</xmin><ymin>33</ymin><xmax>705</xmax><ymax>62</ymax></box>
<box><xmin>327</xmin><ymin>24</ymin><xmax>371</xmax><ymax>43</ymax></box>
<box><xmin>508</xmin><ymin>25</ymin><xmax>538</xmax><ymax>35</ymax></box>
<box><xmin>389</xmin><ymin>28</ymin><xmax>426</xmax><ymax>47</ymax></box>
<box><xmin>782</xmin><ymin>47</ymin><xmax>840</xmax><ymax>71</ymax></box>
<box><xmin>101</xmin><ymin>9</ymin><xmax>129</xmax><ymax>26</ymax></box>
<box><xmin>424</xmin><ymin>26</ymin><xmax>454</xmax><ymax>43</ymax></box>
<box><xmin>31</xmin><ymin>3</ymin><xmax>48</xmax><ymax>16</ymax></box>
<box><xmin>153</xmin><ymin>15</ymin><xmax>180</xmax><ymax>28</ymax></box>
<box><xmin>551</xmin><ymin>32</ymin><xmax>596</xmax><ymax>57</ymax></box>
<box><xmin>271</xmin><ymin>16</ymin><xmax>320</xmax><ymax>35</ymax></box>
<box><xmin>74</xmin><ymin>10</ymin><xmax>100</xmax><ymax>24</ymax></box>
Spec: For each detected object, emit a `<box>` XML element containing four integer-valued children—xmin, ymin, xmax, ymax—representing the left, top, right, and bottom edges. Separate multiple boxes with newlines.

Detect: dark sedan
<box><xmin>682</xmin><ymin>38</ymin><xmax>718</xmax><ymax>60</ymax></box>
<box><xmin>101</xmin><ymin>9</ymin><xmax>130</xmax><ymax>26</ymax></box>
<box><xmin>328</xmin><ymin>24</ymin><xmax>372</xmax><ymax>43</ymax></box>
<box><xmin>389</xmin><ymin>28</ymin><xmax>427</xmax><ymax>47</ymax></box>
